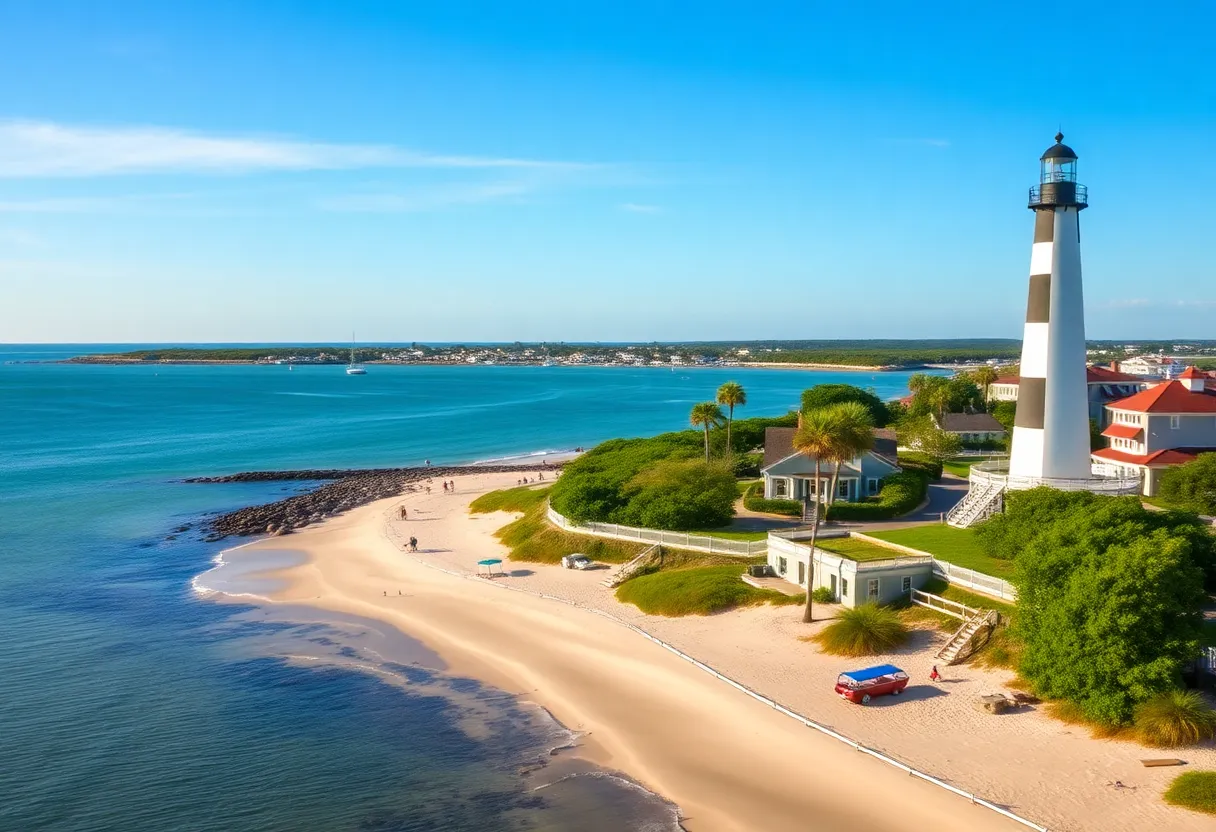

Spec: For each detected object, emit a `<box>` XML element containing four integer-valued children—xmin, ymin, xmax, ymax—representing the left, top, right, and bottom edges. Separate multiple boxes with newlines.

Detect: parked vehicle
<box><xmin>561</xmin><ymin>554</ymin><xmax>593</xmax><ymax>570</ymax></box>
<box><xmin>834</xmin><ymin>664</ymin><xmax>909</xmax><ymax>704</ymax></box>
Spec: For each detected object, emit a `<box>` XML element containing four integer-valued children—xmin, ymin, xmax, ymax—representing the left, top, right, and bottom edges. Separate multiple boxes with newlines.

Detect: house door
<box><xmin>798</xmin><ymin>561</ymin><xmax>806</xmax><ymax>586</ymax></box>
<box><xmin>830</xmin><ymin>574</ymin><xmax>837</xmax><ymax>598</ymax></box>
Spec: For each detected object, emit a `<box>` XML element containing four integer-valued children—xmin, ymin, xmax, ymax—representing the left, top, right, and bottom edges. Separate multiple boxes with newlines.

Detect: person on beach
<box><xmin>425</xmin><ymin>459</ymin><xmax>431</xmax><ymax>466</ymax></box>
<box><xmin>400</xmin><ymin>507</ymin><xmax>408</xmax><ymax>520</ymax></box>
<box><xmin>409</xmin><ymin>536</ymin><xmax>418</xmax><ymax>552</ymax></box>
<box><xmin>425</xmin><ymin>486</ymin><xmax>431</xmax><ymax>495</ymax></box>
<box><xmin>929</xmin><ymin>665</ymin><xmax>941</xmax><ymax>682</ymax></box>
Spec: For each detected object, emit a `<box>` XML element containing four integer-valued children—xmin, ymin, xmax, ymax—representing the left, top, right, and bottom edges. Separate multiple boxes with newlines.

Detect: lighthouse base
<box><xmin>944</xmin><ymin>461</ymin><xmax>1141</xmax><ymax>528</ymax></box>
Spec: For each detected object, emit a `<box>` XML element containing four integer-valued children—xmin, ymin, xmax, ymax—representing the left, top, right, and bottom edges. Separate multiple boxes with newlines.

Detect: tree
<box><xmin>716</xmin><ymin>381</ymin><xmax>748</xmax><ymax>454</ymax></box>
<box><xmin>1011</xmin><ymin>494</ymin><xmax>1207</xmax><ymax>725</ymax></box>
<box><xmin>689</xmin><ymin>402</ymin><xmax>725</xmax><ymax>463</ymax></box>
<box><xmin>1159</xmin><ymin>453</ymin><xmax>1216</xmax><ymax>516</ymax></box>
<box><xmin>821</xmin><ymin>402</ymin><xmax>876</xmax><ymax>522</ymax></box>
<box><xmin>971</xmin><ymin>365</ymin><xmax>999</xmax><ymax>403</ymax></box>
<box><xmin>801</xmin><ymin>384</ymin><xmax>888</xmax><ymax>427</ymax></box>
<box><xmin>898</xmin><ymin>415</ymin><xmax>962</xmax><ymax>461</ymax></box>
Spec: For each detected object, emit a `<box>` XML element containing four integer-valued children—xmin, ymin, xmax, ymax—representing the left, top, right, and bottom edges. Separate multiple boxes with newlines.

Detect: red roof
<box><xmin>1092</xmin><ymin>447</ymin><xmax>1209</xmax><ymax>467</ymax></box>
<box><xmin>1179</xmin><ymin>366</ymin><xmax>1206</xmax><ymax>379</ymax></box>
<box><xmin>993</xmin><ymin>375</ymin><xmax>1019</xmax><ymax>385</ymax></box>
<box><xmin>1086</xmin><ymin>365</ymin><xmax>1145</xmax><ymax>383</ymax></box>
<box><xmin>1102</xmin><ymin>423</ymin><xmax>1143</xmax><ymax>439</ymax></box>
<box><xmin>1107</xmin><ymin>381</ymin><xmax>1216</xmax><ymax>414</ymax></box>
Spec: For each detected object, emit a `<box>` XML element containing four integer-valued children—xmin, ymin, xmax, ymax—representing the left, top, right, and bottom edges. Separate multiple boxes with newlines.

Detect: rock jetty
<box><xmin>192</xmin><ymin>464</ymin><xmax>556</xmax><ymax>540</ymax></box>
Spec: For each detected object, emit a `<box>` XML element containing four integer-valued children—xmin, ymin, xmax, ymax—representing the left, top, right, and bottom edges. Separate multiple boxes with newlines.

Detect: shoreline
<box><xmin>60</xmin><ymin>357</ymin><xmax>910</xmax><ymax>371</ymax></box>
<box><xmin>202</xmin><ymin>472</ymin><xmax>1029</xmax><ymax>832</ymax></box>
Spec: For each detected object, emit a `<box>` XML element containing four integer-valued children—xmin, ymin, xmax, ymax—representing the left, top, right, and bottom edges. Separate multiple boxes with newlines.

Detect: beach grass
<box><xmin>811</xmin><ymin>603</ymin><xmax>909</xmax><ymax>656</ymax></box>
<box><xmin>817</xmin><ymin>537</ymin><xmax>908</xmax><ymax>562</ymax></box>
<box><xmin>866</xmin><ymin>525</ymin><xmax>1013</xmax><ymax>577</ymax></box>
<box><xmin>1164</xmin><ymin>772</ymin><xmax>1216</xmax><ymax>815</ymax></box>
<box><xmin>469</xmin><ymin>485</ymin><xmax>551</xmax><ymax>514</ymax></box>
<box><xmin>616</xmin><ymin>564</ymin><xmax>801</xmax><ymax>616</ymax></box>
<box><xmin>1134</xmin><ymin>691</ymin><xmax>1216</xmax><ymax>748</ymax></box>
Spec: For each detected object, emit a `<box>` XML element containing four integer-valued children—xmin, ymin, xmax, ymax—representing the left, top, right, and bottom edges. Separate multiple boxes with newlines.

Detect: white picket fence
<box><xmin>545</xmin><ymin>503</ymin><xmax>767</xmax><ymax>556</ymax></box>
<box><xmin>931</xmin><ymin>560</ymin><xmax>1018</xmax><ymax>602</ymax></box>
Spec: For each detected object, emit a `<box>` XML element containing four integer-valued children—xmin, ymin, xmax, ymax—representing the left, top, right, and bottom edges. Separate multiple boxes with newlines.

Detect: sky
<box><xmin>0</xmin><ymin>1</ymin><xmax>1213</xmax><ymax>343</ymax></box>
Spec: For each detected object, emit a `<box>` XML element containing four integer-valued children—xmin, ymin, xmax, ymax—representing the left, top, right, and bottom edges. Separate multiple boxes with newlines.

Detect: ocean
<box><xmin>0</xmin><ymin>345</ymin><xmax>929</xmax><ymax>831</ymax></box>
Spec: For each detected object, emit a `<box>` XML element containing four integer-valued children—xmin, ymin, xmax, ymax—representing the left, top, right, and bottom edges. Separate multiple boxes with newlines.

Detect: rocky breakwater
<box><xmin>189</xmin><ymin>465</ymin><xmax>556</xmax><ymax>540</ymax></box>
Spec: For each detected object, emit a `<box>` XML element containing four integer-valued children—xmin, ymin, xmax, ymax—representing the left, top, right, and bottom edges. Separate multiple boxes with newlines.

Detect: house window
<box><xmin>867</xmin><ymin>478</ymin><xmax>879</xmax><ymax>495</ymax></box>
<box><xmin>797</xmin><ymin>561</ymin><xmax>806</xmax><ymax>585</ymax></box>
<box><xmin>1170</xmin><ymin>415</ymin><xmax>1181</xmax><ymax>430</ymax></box>
<box><xmin>773</xmin><ymin>479</ymin><xmax>787</xmax><ymax>498</ymax></box>
<box><xmin>838</xmin><ymin>480</ymin><xmax>849</xmax><ymax>499</ymax></box>
<box><xmin>841</xmin><ymin>578</ymin><xmax>849</xmax><ymax>598</ymax></box>
<box><xmin>901</xmin><ymin>576</ymin><xmax>912</xmax><ymax>594</ymax></box>
<box><xmin>777</xmin><ymin>557</ymin><xmax>787</xmax><ymax>575</ymax></box>
<box><xmin>867</xmin><ymin>578</ymin><xmax>879</xmax><ymax>601</ymax></box>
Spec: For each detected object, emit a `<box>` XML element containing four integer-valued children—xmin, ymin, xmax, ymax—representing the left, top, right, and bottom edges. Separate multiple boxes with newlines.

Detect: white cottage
<box><xmin>760</xmin><ymin>427</ymin><xmax>901</xmax><ymax>503</ymax></box>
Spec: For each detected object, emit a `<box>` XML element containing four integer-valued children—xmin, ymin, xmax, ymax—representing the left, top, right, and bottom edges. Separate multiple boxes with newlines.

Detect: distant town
<box><xmin>61</xmin><ymin>339</ymin><xmax>1216</xmax><ymax>371</ymax></box>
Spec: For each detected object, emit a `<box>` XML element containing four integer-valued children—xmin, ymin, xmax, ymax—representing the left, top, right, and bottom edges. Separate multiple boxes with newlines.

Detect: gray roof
<box><xmin>763</xmin><ymin>426</ymin><xmax>898</xmax><ymax>468</ymax></box>
<box><xmin>937</xmin><ymin>412</ymin><xmax>1006</xmax><ymax>433</ymax></box>
<box><xmin>1041</xmin><ymin>132</ymin><xmax>1078</xmax><ymax>160</ymax></box>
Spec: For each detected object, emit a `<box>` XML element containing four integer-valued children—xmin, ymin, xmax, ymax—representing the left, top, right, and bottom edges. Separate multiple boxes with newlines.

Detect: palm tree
<box><xmin>715</xmin><ymin>381</ymin><xmax>747</xmax><ymax>455</ymax></box>
<box><xmin>689</xmin><ymin>402</ymin><xmax>725</xmax><ymax>463</ymax></box>
<box><xmin>821</xmin><ymin>402</ymin><xmax>876</xmax><ymax>523</ymax></box>
<box><xmin>972</xmin><ymin>365</ymin><xmax>999</xmax><ymax>404</ymax></box>
<box><xmin>791</xmin><ymin>407</ymin><xmax>837</xmax><ymax>624</ymax></box>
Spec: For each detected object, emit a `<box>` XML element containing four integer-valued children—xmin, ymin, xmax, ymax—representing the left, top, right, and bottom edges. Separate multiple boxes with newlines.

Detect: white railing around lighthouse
<box><xmin>968</xmin><ymin>460</ymin><xmax>1141</xmax><ymax>495</ymax></box>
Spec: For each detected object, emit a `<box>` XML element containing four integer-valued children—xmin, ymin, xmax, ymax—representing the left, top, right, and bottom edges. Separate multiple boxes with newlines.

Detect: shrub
<box><xmin>1012</xmin><ymin>494</ymin><xmax>1209</xmax><ymax>725</ymax></box>
<box><xmin>811</xmin><ymin>586</ymin><xmax>836</xmax><ymax>604</ymax></box>
<box><xmin>814</xmin><ymin>604</ymin><xmax>909</xmax><ymax>656</ymax></box>
<box><xmin>731</xmin><ymin>451</ymin><xmax>763</xmax><ymax>478</ymax></box>
<box><xmin>1164</xmin><ymin>771</ymin><xmax>1216</xmax><ymax>815</ymax></box>
<box><xmin>896</xmin><ymin>452</ymin><xmax>943</xmax><ymax>480</ymax></box>
<box><xmin>616</xmin><ymin>459</ymin><xmax>739</xmax><ymax>530</ymax></box>
<box><xmin>827</xmin><ymin>470</ymin><xmax>928</xmax><ymax>522</ymax></box>
<box><xmin>1134</xmin><ymin>691</ymin><xmax>1216</xmax><ymax>748</ymax></box>
<box><xmin>1158</xmin><ymin>452</ymin><xmax>1216</xmax><ymax>515</ymax></box>
<box><xmin>742</xmin><ymin>481</ymin><xmax>802</xmax><ymax>516</ymax></box>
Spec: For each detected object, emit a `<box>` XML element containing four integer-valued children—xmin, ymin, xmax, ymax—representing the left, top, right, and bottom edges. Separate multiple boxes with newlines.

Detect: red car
<box><xmin>834</xmin><ymin>664</ymin><xmax>910</xmax><ymax>704</ymax></box>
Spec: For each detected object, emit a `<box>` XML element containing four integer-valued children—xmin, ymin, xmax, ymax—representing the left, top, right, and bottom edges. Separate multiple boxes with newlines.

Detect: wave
<box><xmin>469</xmin><ymin>448</ymin><xmax>568</xmax><ymax>465</ymax></box>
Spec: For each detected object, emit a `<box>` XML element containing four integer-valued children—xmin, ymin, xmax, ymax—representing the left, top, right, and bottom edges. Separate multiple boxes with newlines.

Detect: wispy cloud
<box><xmin>0</xmin><ymin>120</ymin><xmax>591</xmax><ymax>178</ymax></box>
<box><xmin>0</xmin><ymin>193</ymin><xmax>196</xmax><ymax>213</ymax></box>
<box><xmin>316</xmin><ymin>181</ymin><xmax>535</xmax><ymax>213</ymax></box>
<box><xmin>620</xmin><ymin>203</ymin><xmax>661</xmax><ymax>213</ymax></box>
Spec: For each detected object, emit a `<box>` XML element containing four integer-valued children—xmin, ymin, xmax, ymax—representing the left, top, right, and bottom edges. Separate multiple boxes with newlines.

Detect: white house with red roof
<box><xmin>985</xmin><ymin>364</ymin><xmax>1146</xmax><ymax>425</ymax></box>
<box><xmin>1090</xmin><ymin>367</ymin><xmax>1216</xmax><ymax>495</ymax></box>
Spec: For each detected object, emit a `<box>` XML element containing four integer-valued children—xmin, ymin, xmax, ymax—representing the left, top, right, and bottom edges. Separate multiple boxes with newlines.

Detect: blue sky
<box><xmin>0</xmin><ymin>1</ymin><xmax>1212</xmax><ymax>343</ymax></box>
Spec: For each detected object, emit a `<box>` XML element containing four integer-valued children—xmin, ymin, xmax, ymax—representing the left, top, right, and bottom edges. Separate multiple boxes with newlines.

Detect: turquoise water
<box><xmin>0</xmin><ymin>346</ymin><xmax>926</xmax><ymax>831</ymax></box>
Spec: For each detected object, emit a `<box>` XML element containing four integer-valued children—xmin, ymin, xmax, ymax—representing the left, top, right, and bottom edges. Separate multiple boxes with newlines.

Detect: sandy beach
<box><xmin>224</xmin><ymin>472</ymin><xmax>1216</xmax><ymax>832</ymax></box>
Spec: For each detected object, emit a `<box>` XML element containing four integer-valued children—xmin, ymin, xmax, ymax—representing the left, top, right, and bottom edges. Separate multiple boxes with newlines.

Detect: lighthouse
<box><xmin>1008</xmin><ymin>133</ymin><xmax>1093</xmax><ymax>481</ymax></box>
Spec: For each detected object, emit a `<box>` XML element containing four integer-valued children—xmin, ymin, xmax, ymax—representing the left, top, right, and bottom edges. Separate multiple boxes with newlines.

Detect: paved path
<box><xmin>834</xmin><ymin>473</ymin><xmax>970</xmax><ymax>533</ymax></box>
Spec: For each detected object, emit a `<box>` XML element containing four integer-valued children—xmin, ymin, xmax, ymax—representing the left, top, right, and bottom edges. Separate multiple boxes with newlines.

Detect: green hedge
<box><xmin>742</xmin><ymin>481</ymin><xmax>802</xmax><ymax>517</ymax></box>
<box><xmin>826</xmin><ymin>471</ymin><xmax>929</xmax><ymax>522</ymax></box>
<box><xmin>896</xmin><ymin>452</ymin><xmax>943</xmax><ymax>480</ymax></box>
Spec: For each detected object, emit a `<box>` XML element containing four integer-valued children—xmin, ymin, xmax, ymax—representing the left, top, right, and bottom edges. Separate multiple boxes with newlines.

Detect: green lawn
<box><xmin>868</xmin><ymin>525</ymin><xmax>1014</xmax><ymax>577</ymax></box>
<box><xmin>469</xmin><ymin>485</ymin><xmax>551</xmax><ymax>514</ymax></box>
<box><xmin>687</xmin><ymin>528</ymin><xmax>769</xmax><ymax>542</ymax></box>
<box><xmin>817</xmin><ymin>536</ymin><xmax>908</xmax><ymax>562</ymax></box>
<box><xmin>942</xmin><ymin>456</ymin><xmax>998</xmax><ymax>478</ymax></box>
<box><xmin>616</xmin><ymin>564</ymin><xmax>801</xmax><ymax>615</ymax></box>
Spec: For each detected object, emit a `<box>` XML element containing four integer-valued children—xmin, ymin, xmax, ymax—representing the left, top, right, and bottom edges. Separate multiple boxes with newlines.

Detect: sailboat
<box><xmin>346</xmin><ymin>335</ymin><xmax>367</xmax><ymax>375</ymax></box>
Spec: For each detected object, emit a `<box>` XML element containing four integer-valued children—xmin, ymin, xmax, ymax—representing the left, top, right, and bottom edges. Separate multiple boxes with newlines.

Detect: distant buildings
<box><xmin>987</xmin><ymin>364</ymin><xmax>1147</xmax><ymax>425</ymax></box>
<box><xmin>933</xmin><ymin>413</ymin><xmax>1006</xmax><ymax>444</ymax></box>
<box><xmin>1091</xmin><ymin>367</ymin><xmax>1216</xmax><ymax>495</ymax></box>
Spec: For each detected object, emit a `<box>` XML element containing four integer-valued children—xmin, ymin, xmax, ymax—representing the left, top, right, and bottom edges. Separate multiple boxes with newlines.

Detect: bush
<box><xmin>1164</xmin><ymin>771</ymin><xmax>1216</xmax><ymax>815</ymax></box>
<box><xmin>742</xmin><ymin>481</ymin><xmax>802</xmax><ymax>516</ymax></box>
<box><xmin>960</xmin><ymin>438</ymin><xmax>1006</xmax><ymax>451</ymax></box>
<box><xmin>1134</xmin><ymin>691</ymin><xmax>1216</xmax><ymax>748</ymax></box>
<box><xmin>896</xmin><ymin>452</ymin><xmax>943</xmax><ymax>480</ymax></box>
<box><xmin>713</xmin><ymin>413</ymin><xmax>798</xmax><ymax>455</ymax></box>
<box><xmin>731</xmin><ymin>451</ymin><xmax>763</xmax><ymax>478</ymax></box>
<box><xmin>827</xmin><ymin>470</ymin><xmax>928</xmax><ymax>522</ymax></box>
<box><xmin>814</xmin><ymin>603</ymin><xmax>909</xmax><ymax>656</ymax></box>
<box><xmin>616</xmin><ymin>459</ymin><xmax>739</xmax><ymax>530</ymax></box>
<box><xmin>469</xmin><ymin>485</ymin><xmax>550</xmax><ymax>514</ymax></box>
<box><xmin>1158</xmin><ymin>452</ymin><xmax>1216</xmax><ymax>515</ymax></box>
<box><xmin>811</xmin><ymin>586</ymin><xmax>836</xmax><ymax>604</ymax></box>
<box><xmin>1011</xmin><ymin>492</ymin><xmax>1210</xmax><ymax>725</ymax></box>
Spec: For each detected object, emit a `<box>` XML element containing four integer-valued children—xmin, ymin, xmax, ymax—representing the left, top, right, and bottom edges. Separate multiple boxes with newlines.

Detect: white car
<box><xmin>561</xmin><ymin>554</ymin><xmax>593</xmax><ymax>570</ymax></box>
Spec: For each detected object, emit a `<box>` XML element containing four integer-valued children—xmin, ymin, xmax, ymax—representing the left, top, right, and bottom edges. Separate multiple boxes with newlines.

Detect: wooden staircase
<box><xmin>946</xmin><ymin>481</ymin><xmax>1004</xmax><ymax>528</ymax></box>
<box><xmin>936</xmin><ymin>609</ymin><xmax>999</xmax><ymax>665</ymax></box>
<box><xmin>601</xmin><ymin>544</ymin><xmax>660</xmax><ymax>588</ymax></box>
<box><xmin>802</xmin><ymin>498</ymin><xmax>818</xmax><ymax>525</ymax></box>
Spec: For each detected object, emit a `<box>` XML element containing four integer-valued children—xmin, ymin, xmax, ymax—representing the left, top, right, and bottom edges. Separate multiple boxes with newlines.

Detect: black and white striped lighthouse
<box><xmin>1008</xmin><ymin>133</ymin><xmax>1093</xmax><ymax>480</ymax></box>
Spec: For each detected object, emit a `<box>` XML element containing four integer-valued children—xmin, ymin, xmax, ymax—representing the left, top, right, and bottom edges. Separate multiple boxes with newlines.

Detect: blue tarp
<box><xmin>839</xmin><ymin>664</ymin><xmax>904</xmax><ymax>682</ymax></box>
